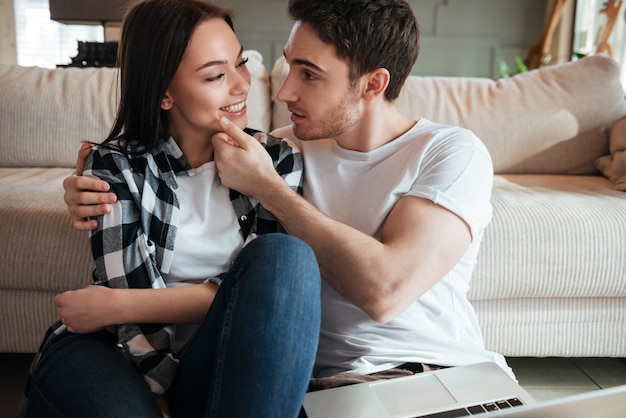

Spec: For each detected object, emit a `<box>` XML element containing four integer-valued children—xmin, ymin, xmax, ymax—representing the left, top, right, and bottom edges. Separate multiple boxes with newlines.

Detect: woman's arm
<box><xmin>55</xmin><ymin>283</ymin><xmax>218</xmax><ymax>334</ymax></box>
<box><xmin>74</xmin><ymin>144</ymin><xmax>191</xmax><ymax>394</ymax></box>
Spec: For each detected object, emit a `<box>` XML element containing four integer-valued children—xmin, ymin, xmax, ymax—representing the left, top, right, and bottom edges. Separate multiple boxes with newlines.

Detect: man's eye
<box><xmin>304</xmin><ymin>71</ymin><xmax>316</xmax><ymax>81</ymax></box>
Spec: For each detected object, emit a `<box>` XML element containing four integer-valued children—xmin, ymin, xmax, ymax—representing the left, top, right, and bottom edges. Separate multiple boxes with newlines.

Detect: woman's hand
<box><xmin>55</xmin><ymin>285</ymin><xmax>118</xmax><ymax>333</ymax></box>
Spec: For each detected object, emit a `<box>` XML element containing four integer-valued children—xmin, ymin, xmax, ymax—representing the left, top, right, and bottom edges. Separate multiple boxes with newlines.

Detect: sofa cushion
<box><xmin>271</xmin><ymin>55</ymin><xmax>626</xmax><ymax>174</ymax></box>
<box><xmin>473</xmin><ymin>297</ymin><xmax>626</xmax><ymax>357</ymax></box>
<box><xmin>0</xmin><ymin>65</ymin><xmax>118</xmax><ymax>168</ymax></box>
<box><xmin>0</xmin><ymin>168</ymin><xmax>93</xmax><ymax>293</ymax></box>
<box><xmin>0</xmin><ymin>167</ymin><xmax>94</xmax><ymax>352</ymax></box>
<box><xmin>470</xmin><ymin>174</ymin><xmax>626</xmax><ymax>301</ymax></box>
<box><xmin>0</xmin><ymin>50</ymin><xmax>271</xmax><ymax>168</ymax></box>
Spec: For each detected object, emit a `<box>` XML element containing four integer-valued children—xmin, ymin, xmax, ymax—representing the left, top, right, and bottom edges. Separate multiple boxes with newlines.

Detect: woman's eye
<box><xmin>207</xmin><ymin>73</ymin><xmax>225</xmax><ymax>82</ymax></box>
<box><xmin>237</xmin><ymin>58</ymin><xmax>249</xmax><ymax>68</ymax></box>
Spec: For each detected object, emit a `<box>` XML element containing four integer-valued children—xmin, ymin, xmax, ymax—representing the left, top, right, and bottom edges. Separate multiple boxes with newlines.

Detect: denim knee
<box><xmin>239</xmin><ymin>233</ymin><xmax>319</xmax><ymax>280</ymax></box>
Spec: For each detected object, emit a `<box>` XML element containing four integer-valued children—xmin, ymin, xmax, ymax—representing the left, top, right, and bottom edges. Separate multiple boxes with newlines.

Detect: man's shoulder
<box><xmin>417</xmin><ymin>118</ymin><xmax>475</xmax><ymax>138</ymax></box>
<box><xmin>415</xmin><ymin>118</ymin><xmax>488</xmax><ymax>155</ymax></box>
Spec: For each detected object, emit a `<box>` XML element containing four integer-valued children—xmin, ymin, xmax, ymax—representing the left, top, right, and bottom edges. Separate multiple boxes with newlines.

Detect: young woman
<box><xmin>22</xmin><ymin>1</ymin><xmax>320</xmax><ymax>417</ymax></box>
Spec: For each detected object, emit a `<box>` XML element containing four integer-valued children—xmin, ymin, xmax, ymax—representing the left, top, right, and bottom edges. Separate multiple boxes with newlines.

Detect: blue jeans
<box><xmin>23</xmin><ymin>234</ymin><xmax>321</xmax><ymax>418</ymax></box>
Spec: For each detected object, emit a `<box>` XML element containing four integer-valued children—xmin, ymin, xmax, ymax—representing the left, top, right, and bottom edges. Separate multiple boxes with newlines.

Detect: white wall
<box><xmin>213</xmin><ymin>0</ymin><xmax>548</xmax><ymax>78</ymax></box>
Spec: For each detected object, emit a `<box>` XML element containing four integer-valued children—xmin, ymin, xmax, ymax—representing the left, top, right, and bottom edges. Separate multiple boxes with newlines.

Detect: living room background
<box><xmin>4</xmin><ymin>0</ymin><xmax>549</xmax><ymax>78</ymax></box>
<box><xmin>1</xmin><ymin>1</ymin><xmax>625</xmax><ymax>81</ymax></box>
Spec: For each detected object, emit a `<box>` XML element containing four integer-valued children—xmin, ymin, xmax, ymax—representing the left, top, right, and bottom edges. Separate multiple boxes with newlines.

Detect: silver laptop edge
<box><xmin>303</xmin><ymin>362</ymin><xmax>535</xmax><ymax>418</ymax></box>
<box><xmin>486</xmin><ymin>384</ymin><xmax>626</xmax><ymax>418</ymax></box>
<box><xmin>304</xmin><ymin>361</ymin><xmax>626</xmax><ymax>418</ymax></box>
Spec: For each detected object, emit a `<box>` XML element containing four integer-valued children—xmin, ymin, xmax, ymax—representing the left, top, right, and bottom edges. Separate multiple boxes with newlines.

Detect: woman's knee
<box><xmin>246</xmin><ymin>233</ymin><xmax>315</xmax><ymax>259</ymax></box>
<box><xmin>240</xmin><ymin>234</ymin><xmax>319</xmax><ymax>277</ymax></box>
<box><xmin>232</xmin><ymin>233</ymin><xmax>321</xmax><ymax>302</ymax></box>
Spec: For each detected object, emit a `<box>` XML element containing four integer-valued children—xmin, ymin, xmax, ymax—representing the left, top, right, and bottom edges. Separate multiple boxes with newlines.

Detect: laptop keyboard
<box><xmin>415</xmin><ymin>397</ymin><xmax>524</xmax><ymax>417</ymax></box>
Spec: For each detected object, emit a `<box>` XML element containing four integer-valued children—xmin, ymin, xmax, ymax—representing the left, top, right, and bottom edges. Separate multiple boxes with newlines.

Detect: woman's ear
<box><xmin>362</xmin><ymin>68</ymin><xmax>390</xmax><ymax>101</ymax></box>
<box><xmin>161</xmin><ymin>93</ymin><xmax>173</xmax><ymax>110</ymax></box>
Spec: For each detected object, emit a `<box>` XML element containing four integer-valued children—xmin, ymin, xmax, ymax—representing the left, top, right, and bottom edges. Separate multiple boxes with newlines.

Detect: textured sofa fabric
<box><xmin>473</xmin><ymin>174</ymin><xmax>626</xmax><ymax>356</ymax></box>
<box><xmin>1</xmin><ymin>53</ymin><xmax>625</xmax><ymax>357</ymax></box>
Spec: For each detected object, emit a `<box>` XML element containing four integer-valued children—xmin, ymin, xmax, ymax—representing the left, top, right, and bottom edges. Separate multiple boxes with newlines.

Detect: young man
<box><xmin>65</xmin><ymin>0</ymin><xmax>513</xmax><ymax>388</ymax></box>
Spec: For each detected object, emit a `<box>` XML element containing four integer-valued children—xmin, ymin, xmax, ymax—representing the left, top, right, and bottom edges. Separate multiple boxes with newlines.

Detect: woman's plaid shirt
<box><xmin>39</xmin><ymin>129</ymin><xmax>303</xmax><ymax>395</ymax></box>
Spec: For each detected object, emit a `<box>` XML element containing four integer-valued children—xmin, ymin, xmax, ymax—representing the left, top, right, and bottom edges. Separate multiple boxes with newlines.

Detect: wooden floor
<box><xmin>507</xmin><ymin>357</ymin><xmax>626</xmax><ymax>402</ymax></box>
<box><xmin>1</xmin><ymin>354</ymin><xmax>625</xmax><ymax>417</ymax></box>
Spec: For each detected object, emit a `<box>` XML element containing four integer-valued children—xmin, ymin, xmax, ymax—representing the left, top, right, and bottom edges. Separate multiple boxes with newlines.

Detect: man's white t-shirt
<box><xmin>275</xmin><ymin>118</ymin><xmax>513</xmax><ymax>379</ymax></box>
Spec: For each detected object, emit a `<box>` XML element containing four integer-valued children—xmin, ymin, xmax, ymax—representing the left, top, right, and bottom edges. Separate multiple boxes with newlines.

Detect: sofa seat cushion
<box><xmin>0</xmin><ymin>288</ymin><xmax>63</xmax><ymax>352</ymax></box>
<box><xmin>0</xmin><ymin>167</ymin><xmax>93</xmax><ymax>293</ymax></box>
<box><xmin>470</xmin><ymin>174</ymin><xmax>626</xmax><ymax>301</ymax></box>
<box><xmin>0</xmin><ymin>167</ymin><xmax>94</xmax><ymax>352</ymax></box>
<box><xmin>473</xmin><ymin>297</ymin><xmax>626</xmax><ymax>357</ymax></box>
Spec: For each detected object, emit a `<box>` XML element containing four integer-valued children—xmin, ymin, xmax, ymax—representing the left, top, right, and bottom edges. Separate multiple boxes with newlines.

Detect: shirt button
<box><xmin>240</xmin><ymin>215</ymin><xmax>247</xmax><ymax>222</ymax></box>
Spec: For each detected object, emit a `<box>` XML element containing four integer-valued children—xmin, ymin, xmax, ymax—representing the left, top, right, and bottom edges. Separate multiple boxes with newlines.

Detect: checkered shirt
<box><xmin>39</xmin><ymin>129</ymin><xmax>303</xmax><ymax>395</ymax></box>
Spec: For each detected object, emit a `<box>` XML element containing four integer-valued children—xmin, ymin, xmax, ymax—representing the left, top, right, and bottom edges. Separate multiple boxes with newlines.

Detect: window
<box><xmin>573</xmin><ymin>0</ymin><xmax>626</xmax><ymax>86</ymax></box>
<box><xmin>14</xmin><ymin>0</ymin><xmax>103</xmax><ymax>68</ymax></box>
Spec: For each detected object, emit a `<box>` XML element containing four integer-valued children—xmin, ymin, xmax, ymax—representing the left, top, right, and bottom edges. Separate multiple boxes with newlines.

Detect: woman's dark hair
<box><xmin>287</xmin><ymin>0</ymin><xmax>419</xmax><ymax>101</ymax></box>
<box><xmin>104</xmin><ymin>0</ymin><xmax>233</xmax><ymax>152</ymax></box>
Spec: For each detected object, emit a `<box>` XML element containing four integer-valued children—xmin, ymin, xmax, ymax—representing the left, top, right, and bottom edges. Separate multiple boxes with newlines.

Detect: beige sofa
<box><xmin>1</xmin><ymin>51</ymin><xmax>625</xmax><ymax>359</ymax></box>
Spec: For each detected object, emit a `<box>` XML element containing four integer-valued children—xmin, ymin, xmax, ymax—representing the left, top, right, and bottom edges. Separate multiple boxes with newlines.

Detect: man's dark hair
<box><xmin>287</xmin><ymin>0</ymin><xmax>420</xmax><ymax>101</ymax></box>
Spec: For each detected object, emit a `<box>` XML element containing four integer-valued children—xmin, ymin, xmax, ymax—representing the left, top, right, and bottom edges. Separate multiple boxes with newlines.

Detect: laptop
<box><xmin>487</xmin><ymin>384</ymin><xmax>626</xmax><ymax>417</ymax></box>
<box><xmin>302</xmin><ymin>361</ymin><xmax>626</xmax><ymax>418</ymax></box>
